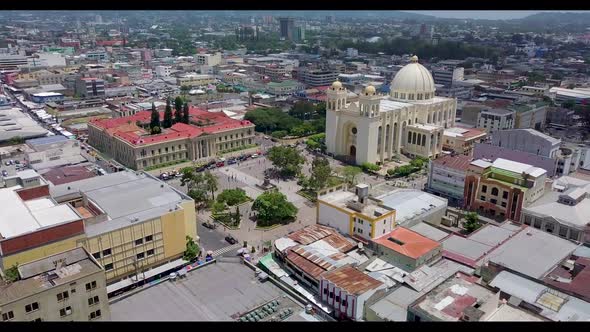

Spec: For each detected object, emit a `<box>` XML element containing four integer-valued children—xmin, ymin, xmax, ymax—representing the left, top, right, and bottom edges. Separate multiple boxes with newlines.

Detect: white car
<box><xmin>251</xmin><ymin>153</ymin><xmax>259</xmax><ymax>158</ymax></box>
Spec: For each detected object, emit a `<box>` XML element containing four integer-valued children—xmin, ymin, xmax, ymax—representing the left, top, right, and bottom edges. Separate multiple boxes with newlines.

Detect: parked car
<box><xmin>225</xmin><ymin>235</ymin><xmax>238</xmax><ymax>245</ymax></box>
<box><xmin>227</xmin><ymin>158</ymin><xmax>237</xmax><ymax>165</ymax></box>
<box><xmin>216</xmin><ymin>161</ymin><xmax>225</xmax><ymax>167</ymax></box>
<box><xmin>251</xmin><ymin>153</ymin><xmax>259</xmax><ymax>158</ymax></box>
<box><xmin>202</xmin><ymin>222</ymin><xmax>217</xmax><ymax>229</ymax></box>
<box><xmin>1</xmin><ymin>170</ymin><xmax>7</xmax><ymax>177</ymax></box>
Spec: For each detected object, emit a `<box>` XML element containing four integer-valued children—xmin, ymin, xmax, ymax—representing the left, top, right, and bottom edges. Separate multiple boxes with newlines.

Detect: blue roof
<box><xmin>26</xmin><ymin>135</ymin><xmax>68</xmax><ymax>147</ymax></box>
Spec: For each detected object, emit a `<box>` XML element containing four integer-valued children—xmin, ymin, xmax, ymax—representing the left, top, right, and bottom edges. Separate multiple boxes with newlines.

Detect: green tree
<box><xmin>174</xmin><ymin>96</ymin><xmax>183</xmax><ymax>124</ymax></box>
<box><xmin>212</xmin><ymin>201</ymin><xmax>227</xmax><ymax>215</ymax></box>
<box><xmin>183</xmin><ymin>236</ymin><xmax>200</xmax><ymax>261</ymax></box>
<box><xmin>341</xmin><ymin>166</ymin><xmax>362</xmax><ymax>185</ymax></box>
<box><xmin>180</xmin><ymin>85</ymin><xmax>191</xmax><ymax>95</ymax></box>
<box><xmin>464</xmin><ymin>212</ymin><xmax>481</xmax><ymax>233</ymax></box>
<box><xmin>217</xmin><ymin>188</ymin><xmax>249</xmax><ymax>206</ymax></box>
<box><xmin>149</xmin><ymin>102</ymin><xmax>160</xmax><ymax>130</ymax></box>
<box><xmin>182</xmin><ymin>102</ymin><xmax>190</xmax><ymax>124</ymax></box>
<box><xmin>4</xmin><ymin>263</ymin><xmax>19</xmax><ymax>282</ymax></box>
<box><xmin>150</xmin><ymin>126</ymin><xmax>161</xmax><ymax>135</ymax></box>
<box><xmin>203</xmin><ymin>171</ymin><xmax>218</xmax><ymax>200</ymax></box>
<box><xmin>163</xmin><ymin>97</ymin><xmax>173</xmax><ymax>128</ymax></box>
<box><xmin>289</xmin><ymin>101</ymin><xmax>315</xmax><ymax>120</ymax></box>
<box><xmin>361</xmin><ymin>162</ymin><xmax>380</xmax><ymax>173</ymax></box>
<box><xmin>252</xmin><ymin>190</ymin><xmax>298</xmax><ymax>226</ymax></box>
<box><xmin>271</xmin><ymin>130</ymin><xmax>288</xmax><ymax>139</ymax></box>
<box><xmin>8</xmin><ymin>136</ymin><xmax>24</xmax><ymax>145</ymax></box>
<box><xmin>267</xmin><ymin>145</ymin><xmax>305</xmax><ymax>177</ymax></box>
<box><xmin>244</xmin><ymin>107</ymin><xmax>302</xmax><ymax>133</ymax></box>
<box><xmin>309</xmin><ymin>156</ymin><xmax>332</xmax><ymax>191</ymax></box>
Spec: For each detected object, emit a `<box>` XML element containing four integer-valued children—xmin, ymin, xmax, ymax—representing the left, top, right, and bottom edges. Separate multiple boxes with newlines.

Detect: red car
<box><xmin>216</xmin><ymin>161</ymin><xmax>225</xmax><ymax>167</ymax></box>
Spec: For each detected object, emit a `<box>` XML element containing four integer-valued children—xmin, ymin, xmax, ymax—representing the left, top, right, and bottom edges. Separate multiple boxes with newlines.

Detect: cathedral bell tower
<box><xmin>326</xmin><ymin>80</ymin><xmax>348</xmax><ymax>111</ymax></box>
<box><xmin>358</xmin><ymin>85</ymin><xmax>380</xmax><ymax>117</ymax></box>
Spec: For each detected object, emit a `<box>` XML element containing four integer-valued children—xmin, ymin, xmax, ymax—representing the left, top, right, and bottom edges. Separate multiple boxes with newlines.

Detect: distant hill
<box><xmin>518</xmin><ymin>12</ymin><xmax>590</xmax><ymax>25</ymax></box>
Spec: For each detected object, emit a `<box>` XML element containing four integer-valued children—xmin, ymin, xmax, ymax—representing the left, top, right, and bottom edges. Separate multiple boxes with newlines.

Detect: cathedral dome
<box><xmin>390</xmin><ymin>56</ymin><xmax>436</xmax><ymax>101</ymax></box>
<box><xmin>331</xmin><ymin>80</ymin><xmax>343</xmax><ymax>90</ymax></box>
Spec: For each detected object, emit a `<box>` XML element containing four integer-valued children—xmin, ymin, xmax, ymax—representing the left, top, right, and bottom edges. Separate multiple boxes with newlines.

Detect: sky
<box><xmin>403</xmin><ymin>10</ymin><xmax>589</xmax><ymax>20</ymax></box>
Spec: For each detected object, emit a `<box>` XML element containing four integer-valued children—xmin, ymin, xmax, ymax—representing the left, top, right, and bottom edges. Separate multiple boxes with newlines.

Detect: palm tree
<box><xmin>203</xmin><ymin>171</ymin><xmax>218</xmax><ymax>200</ymax></box>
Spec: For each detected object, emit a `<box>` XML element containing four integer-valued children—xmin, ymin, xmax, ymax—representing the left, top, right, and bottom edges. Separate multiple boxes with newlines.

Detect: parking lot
<box><xmin>110</xmin><ymin>261</ymin><xmax>296</xmax><ymax>321</ymax></box>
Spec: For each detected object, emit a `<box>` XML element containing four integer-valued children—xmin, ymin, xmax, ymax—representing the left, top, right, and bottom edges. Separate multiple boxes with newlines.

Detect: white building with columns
<box><xmin>325</xmin><ymin>56</ymin><xmax>457</xmax><ymax>165</ymax></box>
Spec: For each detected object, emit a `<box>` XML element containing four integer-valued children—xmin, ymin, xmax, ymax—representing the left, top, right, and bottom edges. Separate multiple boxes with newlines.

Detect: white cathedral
<box><xmin>325</xmin><ymin>56</ymin><xmax>457</xmax><ymax>165</ymax></box>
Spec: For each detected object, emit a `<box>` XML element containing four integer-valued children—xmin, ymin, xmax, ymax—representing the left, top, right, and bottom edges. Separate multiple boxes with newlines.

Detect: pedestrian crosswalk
<box><xmin>211</xmin><ymin>243</ymin><xmax>242</xmax><ymax>257</ymax></box>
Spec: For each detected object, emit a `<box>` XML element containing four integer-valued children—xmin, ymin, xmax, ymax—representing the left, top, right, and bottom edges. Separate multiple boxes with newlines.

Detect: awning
<box><xmin>107</xmin><ymin>258</ymin><xmax>188</xmax><ymax>294</ymax></box>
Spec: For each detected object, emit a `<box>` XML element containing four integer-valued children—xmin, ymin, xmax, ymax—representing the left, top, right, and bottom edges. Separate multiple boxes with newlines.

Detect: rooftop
<box><xmin>373</xmin><ymin>227</ymin><xmax>441</xmax><ymax>259</ymax></box>
<box><xmin>321</xmin><ymin>265</ymin><xmax>383</xmax><ymax>295</ymax></box>
<box><xmin>411</xmin><ymin>271</ymin><xmax>497</xmax><ymax>321</ymax></box>
<box><xmin>543</xmin><ymin>255</ymin><xmax>590</xmax><ymax>302</ymax></box>
<box><xmin>432</xmin><ymin>154</ymin><xmax>472</xmax><ymax>172</ymax></box>
<box><xmin>0</xmin><ymin>185</ymin><xmax>81</xmax><ymax>239</ymax></box>
<box><xmin>0</xmin><ymin>107</ymin><xmax>49</xmax><ymax>142</ymax></box>
<box><xmin>376</xmin><ymin>189</ymin><xmax>448</xmax><ymax>226</ymax></box>
<box><xmin>443</xmin><ymin>127</ymin><xmax>486</xmax><ymax>140</ymax></box>
<box><xmin>318</xmin><ymin>190</ymin><xmax>392</xmax><ymax>219</ymax></box>
<box><xmin>491</xmin><ymin>158</ymin><xmax>547</xmax><ymax>178</ymax></box>
<box><xmin>489</xmin><ymin>270</ymin><xmax>590</xmax><ymax>321</ymax></box>
<box><xmin>41</xmin><ymin>165</ymin><xmax>96</xmax><ymax>186</ymax></box>
<box><xmin>50</xmin><ymin>171</ymin><xmax>192</xmax><ymax>237</ymax></box>
<box><xmin>0</xmin><ymin>248</ymin><xmax>102</xmax><ymax>305</ymax></box>
<box><xmin>110</xmin><ymin>262</ymin><xmax>303</xmax><ymax>321</ymax></box>
<box><xmin>485</xmin><ymin>303</ymin><xmax>545</xmax><ymax>321</ymax></box>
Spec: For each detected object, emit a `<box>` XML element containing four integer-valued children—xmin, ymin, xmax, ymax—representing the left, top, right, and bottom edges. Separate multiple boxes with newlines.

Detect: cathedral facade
<box><xmin>325</xmin><ymin>56</ymin><xmax>457</xmax><ymax>165</ymax></box>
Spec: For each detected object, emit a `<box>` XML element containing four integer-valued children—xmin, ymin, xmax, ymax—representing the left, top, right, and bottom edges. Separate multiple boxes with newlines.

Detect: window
<box><xmin>559</xmin><ymin>226</ymin><xmax>568</xmax><ymax>237</ymax></box>
<box><xmin>25</xmin><ymin>302</ymin><xmax>39</xmax><ymax>313</ymax></box>
<box><xmin>323</xmin><ymin>288</ymin><xmax>328</xmax><ymax>295</ymax></box>
<box><xmin>490</xmin><ymin>199</ymin><xmax>497</xmax><ymax>205</ymax></box>
<box><xmin>570</xmin><ymin>229</ymin><xmax>580</xmax><ymax>241</ymax></box>
<box><xmin>534</xmin><ymin>220</ymin><xmax>542</xmax><ymax>229</ymax></box>
<box><xmin>102</xmin><ymin>248</ymin><xmax>111</xmax><ymax>257</ymax></box>
<box><xmin>329</xmin><ymin>292</ymin><xmax>334</xmax><ymax>299</ymax></box>
<box><xmin>88</xmin><ymin>296</ymin><xmax>100</xmax><ymax>306</ymax></box>
<box><xmin>89</xmin><ymin>310</ymin><xmax>102</xmax><ymax>320</ymax></box>
<box><xmin>482</xmin><ymin>185</ymin><xmax>487</xmax><ymax>193</ymax></box>
<box><xmin>147</xmin><ymin>249</ymin><xmax>155</xmax><ymax>256</ymax></box>
<box><xmin>342</xmin><ymin>299</ymin><xmax>347</xmax><ymax>306</ymax></box>
<box><xmin>480</xmin><ymin>196</ymin><xmax>486</xmax><ymax>201</ymax></box>
<box><xmin>2</xmin><ymin>311</ymin><xmax>14</xmax><ymax>321</ymax></box>
<box><xmin>92</xmin><ymin>252</ymin><xmax>100</xmax><ymax>259</ymax></box>
<box><xmin>85</xmin><ymin>281</ymin><xmax>97</xmax><ymax>291</ymax></box>
<box><xmin>491</xmin><ymin>188</ymin><xmax>499</xmax><ymax>196</ymax></box>
<box><xmin>135</xmin><ymin>238</ymin><xmax>143</xmax><ymax>246</ymax></box>
<box><xmin>335</xmin><ymin>295</ymin><xmax>340</xmax><ymax>302</ymax></box>
<box><xmin>503</xmin><ymin>191</ymin><xmax>508</xmax><ymax>199</ymax></box>
<box><xmin>137</xmin><ymin>252</ymin><xmax>145</xmax><ymax>260</ymax></box>
<box><xmin>524</xmin><ymin>215</ymin><xmax>532</xmax><ymax>225</ymax></box>
<box><xmin>104</xmin><ymin>263</ymin><xmax>113</xmax><ymax>271</ymax></box>
<box><xmin>501</xmin><ymin>202</ymin><xmax>507</xmax><ymax>207</ymax></box>
<box><xmin>57</xmin><ymin>291</ymin><xmax>69</xmax><ymax>302</ymax></box>
<box><xmin>59</xmin><ymin>306</ymin><xmax>72</xmax><ymax>317</ymax></box>
<box><xmin>145</xmin><ymin>235</ymin><xmax>153</xmax><ymax>242</ymax></box>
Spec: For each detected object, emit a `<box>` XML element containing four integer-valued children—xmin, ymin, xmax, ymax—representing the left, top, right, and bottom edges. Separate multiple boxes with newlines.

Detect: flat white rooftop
<box><xmin>0</xmin><ymin>186</ymin><xmax>80</xmax><ymax>239</ymax></box>
<box><xmin>492</xmin><ymin>158</ymin><xmax>546</xmax><ymax>177</ymax></box>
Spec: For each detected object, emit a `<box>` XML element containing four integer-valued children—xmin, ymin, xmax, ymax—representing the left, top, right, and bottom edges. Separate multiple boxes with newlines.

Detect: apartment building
<box><xmin>477</xmin><ymin>109</ymin><xmax>515</xmax><ymax>133</ymax></box>
<box><xmin>0</xmin><ymin>248</ymin><xmax>110</xmax><ymax>322</ymax></box>
<box><xmin>299</xmin><ymin>68</ymin><xmax>339</xmax><ymax>87</ymax></box>
<box><xmin>510</xmin><ymin>103</ymin><xmax>547</xmax><ymax>130</ymax></box>
<box><xmin>88</xmin><ymin>107</ymin><xmax>255</xmax><ymax>171</ymax></box>
<box><xmin>195</xmin><ymin>53</ymin><xmax>221</xmax><ymax>66</ymax></box>
<box><xmin>74</xmin><ymin>78</ymin><xmax>105</xmax><ymax>98</ymax></box>
<box><xmin>464</xmin><ymin>158</ymin><xmax>547</xmax><ymax>221</ymax></box>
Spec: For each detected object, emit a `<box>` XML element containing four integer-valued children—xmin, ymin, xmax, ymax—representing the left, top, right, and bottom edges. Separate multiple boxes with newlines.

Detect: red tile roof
<box><xmin>90</xmin><ymin>106</ymin><xmax>253</xmax><ymax>146</ymax></box>
<box><xmin>543</xmin><ymin>256</ymin><xmax>590</xmax><ymax>302</ymax></box>
<box><xmin>373</xmin><ymin>227</ymin><xmax>441</xmax><ymax>259</ymax></box>
<box><xmin>433</xmin><ymin>154</ymin><xmax>473</xmax><ymax>171</ymax></box>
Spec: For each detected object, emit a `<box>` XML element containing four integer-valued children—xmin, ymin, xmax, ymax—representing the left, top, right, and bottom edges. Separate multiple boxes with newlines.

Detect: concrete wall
<box><xmin>318</xmin><ymin>202</ymin><xmax>351</xmax><ymax>236</ymax></box>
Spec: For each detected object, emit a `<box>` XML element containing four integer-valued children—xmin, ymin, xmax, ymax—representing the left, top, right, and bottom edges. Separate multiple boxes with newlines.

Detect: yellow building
<box><xmin>50</xmin><ymin>171</ymin><xmax>197</xmax><ymax>283</ymax></box>
<box><xmin>176</xmin><ymin>74</ymin><xmax>216</xmax><ymax>87</ymax></box>
<box><xmin>317</xmin><ymin>184</ymin><xmax>396</xmax><ymax>242</ymax></box>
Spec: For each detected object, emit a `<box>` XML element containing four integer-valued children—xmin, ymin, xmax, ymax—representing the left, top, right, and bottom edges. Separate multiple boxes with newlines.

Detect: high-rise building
<box><xmin>294</xmin><ymin>26</ymin><xmax>305</xmax><ymax>42</ymax></box>
<box><xmin>279</xmin><ymin>17</ymin><xmax>295</xmax><ymax>41</ymax></box>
